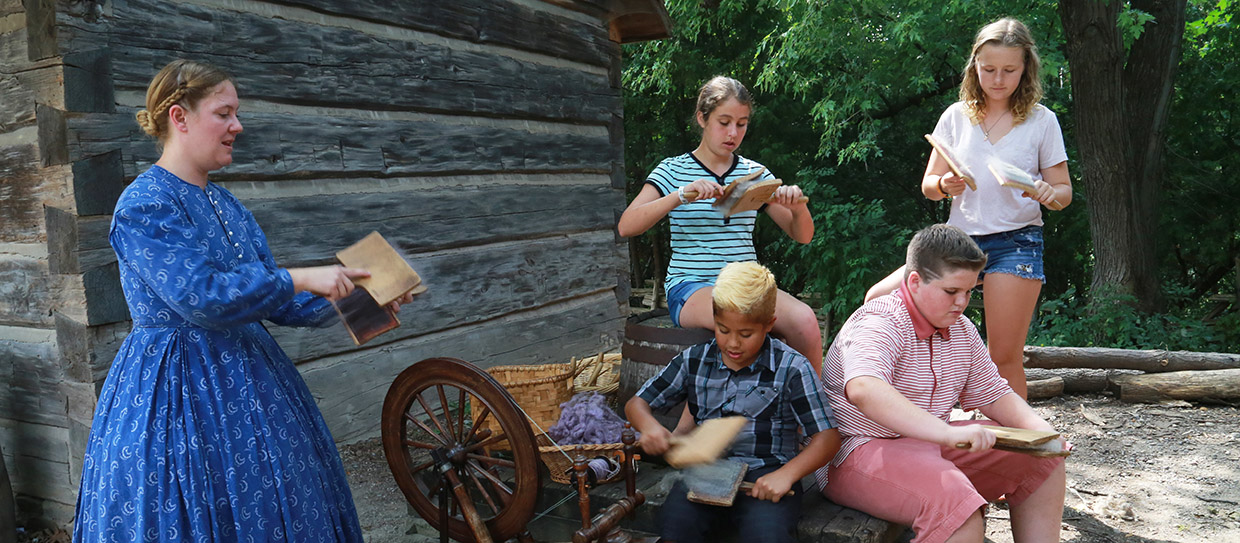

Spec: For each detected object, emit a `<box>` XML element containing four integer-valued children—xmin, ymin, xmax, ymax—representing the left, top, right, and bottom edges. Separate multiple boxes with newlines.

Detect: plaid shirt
<box><xmin>636</xmin><ymin>336</ymin><xmax>836</xmax><ymax>469</ymax></box>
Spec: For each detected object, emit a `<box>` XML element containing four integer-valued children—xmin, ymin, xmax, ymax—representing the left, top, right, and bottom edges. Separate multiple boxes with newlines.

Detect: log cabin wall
<box><xmin>0</xmin><ymin>0</ymin><xmax>669</xmax><ymax>525</ymax></box>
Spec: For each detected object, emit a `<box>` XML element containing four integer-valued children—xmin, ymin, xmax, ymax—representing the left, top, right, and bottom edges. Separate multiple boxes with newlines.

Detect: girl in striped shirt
<box><xmin>618</xmin><ymin>76</ymin><xmax>823</xmax><ymax>368</ymax></box>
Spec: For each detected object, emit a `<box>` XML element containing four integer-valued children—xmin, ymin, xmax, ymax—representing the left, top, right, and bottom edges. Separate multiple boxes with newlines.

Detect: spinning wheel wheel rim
<box><xmin>382</xmin><ymin>357</ymin><xmax>541</xmax><ymax>542</ymax></box>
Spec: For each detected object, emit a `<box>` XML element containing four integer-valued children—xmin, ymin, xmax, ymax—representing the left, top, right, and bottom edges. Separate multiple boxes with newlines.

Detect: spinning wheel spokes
<box><xmin>382</xmin><ymin>357</ymin><xmax>540</xmax><ymax>543</ymax></box>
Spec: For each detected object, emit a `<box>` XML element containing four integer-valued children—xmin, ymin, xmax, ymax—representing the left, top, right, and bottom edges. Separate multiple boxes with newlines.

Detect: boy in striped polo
<box><xmin>627</xmin><ymin>262</ymin><xmax>840</xmax><ymax>543</ymax></box>
<box><xmin>816</xmin><ymin>224</ymin><xmax>1065</xmax><ymax>543</ymax></box>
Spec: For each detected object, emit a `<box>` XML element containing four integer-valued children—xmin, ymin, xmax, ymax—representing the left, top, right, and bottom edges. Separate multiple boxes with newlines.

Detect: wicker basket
<box><xmin>472</xmin><ymin>362</ymin><xmax>575</xmax><ymax>443</ymax></box>
<box><xmin>571</xmin><ymin>352</ymin><xmax>621</xmax><ymax>395</ymax></box>
<box><xmin>537</xmin><ymin>435</ymin><xmax>627</xmax><ymax>485</ymax></box>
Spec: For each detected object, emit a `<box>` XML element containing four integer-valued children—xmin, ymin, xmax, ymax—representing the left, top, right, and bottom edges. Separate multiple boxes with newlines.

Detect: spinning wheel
<box><xmin>382</xmin><ymin>357</ymin><xmax>541</xmax><ymax>543</ymax></box>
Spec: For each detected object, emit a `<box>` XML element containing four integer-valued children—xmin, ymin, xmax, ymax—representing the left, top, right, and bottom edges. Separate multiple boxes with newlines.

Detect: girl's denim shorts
<box><xmin>666</xmin><ymin>281</ymin><xmax>711</xmax><ymax>327</ymax></box>
<box><xmin>970</xmin><ymin>225</ymin><xmax>1045</xmax><ymax>283</ymax></box>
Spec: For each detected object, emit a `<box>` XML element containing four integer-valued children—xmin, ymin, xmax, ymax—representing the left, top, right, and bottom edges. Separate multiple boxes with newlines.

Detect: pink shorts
<box><xmin>822</xmin><ymin>421</ymin><xmax>1063</xmax><ymax>543</ymax></box>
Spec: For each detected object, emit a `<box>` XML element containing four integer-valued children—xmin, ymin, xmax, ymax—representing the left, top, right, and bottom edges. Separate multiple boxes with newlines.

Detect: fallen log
<box><xmin>1109</xmin><ymin>368</ymin><xmax>1240</xmax><ymax>405</ymax></box>
<box><xmin>1025</xmin><ymin>368</ymin><xmax>1142</xmax><ymax>394</ymax></box>
<box><xmin>1024</xmin><ymin>346</ymin><xmax>1240</xmax><ymax>373</ymax></box>
<box><xmin>1026</xmin><ymin>376</ymin><xmax>1064</xmax><ymax>400</ymax></box>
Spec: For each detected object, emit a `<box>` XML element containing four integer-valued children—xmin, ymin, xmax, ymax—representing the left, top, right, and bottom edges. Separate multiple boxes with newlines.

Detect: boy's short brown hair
<box><xmin>712</xmin><ymin>261</ymin><xmax>777</xmax><ymax>322</ymax></box>
<box><xmin>904</xmin><ymin>224</ymin><xmax>988</xmax><ymax>282</ymax></box>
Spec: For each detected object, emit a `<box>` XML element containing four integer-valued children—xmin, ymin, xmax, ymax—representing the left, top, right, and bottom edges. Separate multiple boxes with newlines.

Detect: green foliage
<box><xmin>760</xmin><ymin>180</ymin><xmax>912</xmax><ymax>321</ymax></box>
<box><xmin>1030</xmin><ymin>285</ymin><xmax>1230</xmax><ymax>352</ymax></box>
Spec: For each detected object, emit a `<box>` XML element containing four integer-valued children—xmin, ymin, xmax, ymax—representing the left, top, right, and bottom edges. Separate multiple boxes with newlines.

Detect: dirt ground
<box><xmin>340</xmin><ymin>392</ymin><xmax>1240</xmax><ymax>543</ymax></box>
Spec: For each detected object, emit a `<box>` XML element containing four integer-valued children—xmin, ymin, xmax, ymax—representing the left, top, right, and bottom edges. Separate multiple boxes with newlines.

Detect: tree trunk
<box><xmin>1110</xmin><ymin>368</ymin><xmax>1240</xmax><ymax>404</ymax></box>
<box><xmin>1058</xmin><ymin>1</ymin><xmax>1141</xmax><ymax>302</ymax></box>
<box><xmin>1124</xmin><ymin>0</ymin><xmax>1188</xmax><ymax>312</ymax></box>
<box><xmin>1059</xmin><ymin>0</ymin><xmax>1187</xmax><ymax>312</ymax></box>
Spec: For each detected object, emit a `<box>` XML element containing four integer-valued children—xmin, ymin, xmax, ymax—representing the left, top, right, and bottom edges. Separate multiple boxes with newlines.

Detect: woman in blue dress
<box><xmin>73</xmin><ymin>60</ymin><xmax>404</xmax><ymax>542</ymax></box>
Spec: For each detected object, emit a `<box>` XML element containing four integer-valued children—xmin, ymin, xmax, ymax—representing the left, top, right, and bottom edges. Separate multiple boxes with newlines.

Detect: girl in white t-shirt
<box><xmin>866</xmin><ymin>18</ymin><xmax>1073</xmax><ymax>398</ymax></box>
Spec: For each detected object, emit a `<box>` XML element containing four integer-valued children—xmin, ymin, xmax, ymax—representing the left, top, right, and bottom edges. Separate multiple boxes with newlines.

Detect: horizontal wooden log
<box><xmin>266</xmin><ymin>0</ymin><xmax>615</xmax><ymax>67</ymax></box>
<box><xmin>300</xmin><ymin>291</ymin><xmax>624</xmax><ymax>443</ymax></box>
<box><xmin>1025</xmin><ymin>368</ymin><xmax>1142</xmax><ymax>394</ymax></box>
<box><xmin>250</xmin><ymin>183</ymin><xmax>622</xmax><ymax>265</ymax></box>
<box><xmin>60</xmin><ymin>0</ymin><xmax>618</xmax><ymax>124</ymax></box>
<box><xmin>273</xmin><ymin>230</ymin><xmax>624</xmax><ymax>362</ymax></box>
<box><xmin>67</xmin><ymin>109</ymin><xmax>614</xmax><ymax>180</ymax></box>
<box><xmin>1026</xmin><ymin>376</ymin><xmax>1065</xmax><ymax>400</ymax></box>
<box><xmin>1024</xmin><ymin>345</ymin><xmax>1240</xmax><ymax>373</ymax></box>
<box><xmin>1110</xmin><ymin>369</ymin><xmax>1240</xmax><ymax>405</ymax></box>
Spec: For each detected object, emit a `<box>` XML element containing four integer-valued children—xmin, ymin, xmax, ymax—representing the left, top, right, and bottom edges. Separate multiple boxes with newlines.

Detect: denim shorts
<box><xmin>667</xmin><ymin>281</ymin><xmax>712</xmax><ymax>327</ymax></box>
<box><xmin>970</xmin><ymin>225</ymin><xmax>1045</xmax><ymax>283</ymax></box>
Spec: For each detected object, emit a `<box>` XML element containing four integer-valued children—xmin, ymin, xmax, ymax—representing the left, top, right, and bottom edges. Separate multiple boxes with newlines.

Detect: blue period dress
<box><xmin>73</xmin><ymin>165</ymin><xmax>363</xmax><ymax>543</ymax></box>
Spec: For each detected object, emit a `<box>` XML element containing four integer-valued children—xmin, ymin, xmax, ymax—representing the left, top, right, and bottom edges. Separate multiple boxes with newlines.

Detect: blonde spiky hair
<box><xmin>712</xmin><ymin>261</ymin><xmax>777</xmax><ymax>323</ymax></box>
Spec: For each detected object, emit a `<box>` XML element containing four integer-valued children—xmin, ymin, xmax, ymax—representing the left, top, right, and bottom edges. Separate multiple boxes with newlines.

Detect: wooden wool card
<box><xmin>332</xmin><ymin>231</ymin><xmax>426</xmax><ymax>345</ymax></box>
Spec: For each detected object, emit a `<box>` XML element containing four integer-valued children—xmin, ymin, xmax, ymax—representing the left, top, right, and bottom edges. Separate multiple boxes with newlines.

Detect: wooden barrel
<box><xmin>618</xmin><ymin>309</ymin><xmax>714</xmax><ymax>429</ymax></box>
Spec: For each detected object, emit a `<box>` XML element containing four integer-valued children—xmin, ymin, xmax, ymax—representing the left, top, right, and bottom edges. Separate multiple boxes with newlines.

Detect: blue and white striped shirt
<box><xmin>645</xmin><ymin>153</ymin><xmax>775</xmax><ymax>291</ymax></box>
<box><xmin>636</xmin><ymin>336</ymin><xmax>837</xmax><ymax>469</ymax></box>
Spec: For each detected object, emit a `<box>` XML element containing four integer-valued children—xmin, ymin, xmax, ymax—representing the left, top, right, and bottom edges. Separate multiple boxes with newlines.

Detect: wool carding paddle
<box><xmin>954</xmin><ymin>425</ymin><xmax>1071</xmax><ymax>457</ymax></box>
<box><xmin>663</xmin><ymin>416</ymin><xmax>748</xmax><ymax>468</ymax></box>
<box><xmin>683</xmin><ymin>167</ymin><xmax>810</xmax><ymax>218</ymax></box>
<box><xmin>682</xmin><ymin>458</ymin><xmax>795</xmax><ymax>506</ymax></box>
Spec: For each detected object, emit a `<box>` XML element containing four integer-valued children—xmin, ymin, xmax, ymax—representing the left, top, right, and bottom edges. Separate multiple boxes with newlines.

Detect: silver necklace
<box><xmin>981</xmin><ymin>110</ymin><xmax>1011</xmax><ymax>142</ymax></box>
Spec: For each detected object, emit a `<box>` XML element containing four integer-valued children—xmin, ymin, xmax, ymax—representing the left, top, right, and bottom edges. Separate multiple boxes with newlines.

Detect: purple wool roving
<box><xmin>547</xmin><ymin>392</ymin><xmax>627</xmax><ymax>444</ymax></box>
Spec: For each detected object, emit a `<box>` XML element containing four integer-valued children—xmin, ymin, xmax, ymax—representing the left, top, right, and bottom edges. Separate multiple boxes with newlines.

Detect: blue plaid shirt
<box><xmin>636</xmin><ymin>336</ymin><xmax>836</xmax><ymax>469</ymax></box>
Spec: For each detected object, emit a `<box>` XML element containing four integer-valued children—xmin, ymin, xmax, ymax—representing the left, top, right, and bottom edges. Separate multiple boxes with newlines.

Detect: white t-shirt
<box><xmin>932</xmin><ymin>102</ymin><xmax>1069</xmax><ymax>236</ymax></box>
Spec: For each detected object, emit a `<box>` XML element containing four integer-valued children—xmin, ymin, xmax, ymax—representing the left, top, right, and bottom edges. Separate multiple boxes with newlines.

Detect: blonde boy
<box><xmin>627</xmin><ymin>262</ymin><xmax>840</xmax><ymax>543</ymax></box>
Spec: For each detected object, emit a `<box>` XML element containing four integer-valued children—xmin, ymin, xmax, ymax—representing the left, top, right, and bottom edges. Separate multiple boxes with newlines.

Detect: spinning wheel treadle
<box><xmin>382</xmin><ymin>357</ymin><xmax>541</xmax><ymax>543</ymax></box>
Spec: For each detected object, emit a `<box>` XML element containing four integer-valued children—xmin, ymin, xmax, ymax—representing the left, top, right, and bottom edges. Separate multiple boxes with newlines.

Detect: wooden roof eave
<box><xmin>542</xmin><ymin>0</ymin><xmax>672</xmax><ymax>44</ymax></box>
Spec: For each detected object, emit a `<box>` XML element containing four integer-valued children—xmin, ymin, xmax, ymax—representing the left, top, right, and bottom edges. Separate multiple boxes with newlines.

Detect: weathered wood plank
<box><xmin>66</xmin><ymin>110</ymin><xmax>614</xmax><ymax>179</ymax></box>
<box><xmin>70</xmin><ymin>149</ymin><xmax>124</xmax><ymax>216</ymax></box>
<box><xmin>0</xmin><ymin>144</ymin><xmax>45</xmax><ymax>242</ymax></box>
<box><xmin>45</xmin><ymin>208</ymin><xmax>111</xmax><ymax>275</ymax></box>
<box><xmin>266</xmin><ymin>0</ymin><xmax>615</xmax><ymax>67</ymax></box>
<box><xmin>62</xmin><ymin>48</ymin><xmax>113</xmax><ymax>113</ymax></box>
<box><xmin>21</xmin><ymin>0</ymin><xmax>55</xmax><ymax>61</ymax></box>
<box><xmin>82</xmin><ymin>263</ymin><xmax>126</xmax><ymax>326</ymax></box>
<box><xmin>300</xmin><ymin>291</ymin><xmax>624</xmax><ymax>443</ymax></box>
<box><xmin>0</xmin><ymin>69</ymin><xmax>36</xmax><ymax>133</ymax></box>
<box><xmin>54</xmin><ymin>312</ymin><xmax>129</xmax><ymax>386</ymax></box>
<box><xmin>0</xmin><ymin>255</ymin><xmax>53</xmax><ymax>327</ymax></box>
<box><xmin>249</xmin><ymin>183</ymin><xmax>622</xmax><ymax>264</ymax></box>
<box><xmin>274</xmin><ymin>230</ymin><xmax>625</xmax><ymax>362</ymax></box>
<box><xmin>0</xmin><ymin>418</ymin><xmax>75</xmax><ymax>520</ymax></box>
<box><xmin>60</xmin><ymin>0</ymin><xmax>618</xmax><ymax>124</ymax></box>
<box><xmin>35</xmin><ymin>103</ymin><xmax>66</xmax><ymax>166</ymax></box>
<box><xmin>0</xmin><ymin>334</ymin><xmax>62</xmax><ymax>427</ymax></box>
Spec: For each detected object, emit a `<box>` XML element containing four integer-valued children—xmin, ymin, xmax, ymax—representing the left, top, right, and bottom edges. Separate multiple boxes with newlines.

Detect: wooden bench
<box><xmin>530</xmin><ymin>462</ymin><xmax>910</xmax><ymax>543</ymax></box>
